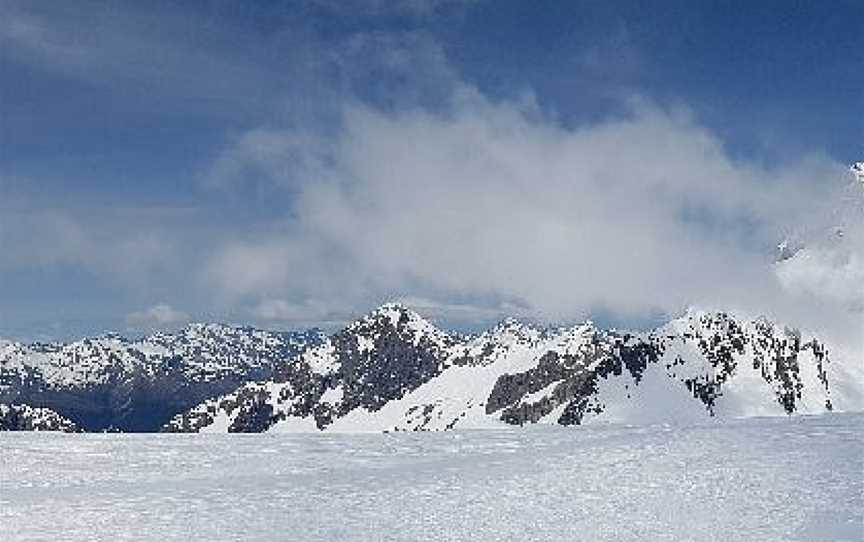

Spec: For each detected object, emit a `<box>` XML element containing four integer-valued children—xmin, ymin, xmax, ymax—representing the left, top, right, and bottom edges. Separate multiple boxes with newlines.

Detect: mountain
<box><xmin>852</xmin><ymin>161</ymin><xmax>864</xmax><ymax>184</ymax></box>
<box><xmin>0</xmin><ymin>325</ymin><xmax>324</xmax><ymax>431</ymax></box>
<box><xmin>0</xmin><ymin>403</ymin><xmax>81</xmax><ymax>432</ymax></box>
<box><xmin>165</xmin><ymin>304</ymin><xmax>860</xmax><ymax>433</ymax></box>
<box><xmin>166</xmin><ymin>304</ymin><xmax>458</xmax><ymax>432</ymax></box>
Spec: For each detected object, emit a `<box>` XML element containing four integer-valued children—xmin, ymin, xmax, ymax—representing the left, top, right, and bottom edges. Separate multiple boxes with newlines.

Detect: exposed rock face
<box><xmin>165</xmin><ymin>304</ymin><xmax>456</xmax><ymax>433</ymax></box>
<box><xmin>331</xmin><ymin>306</ymin><xmax>456</xmax><ymax>413</ymax></box>
<box><xmin>0</xmin><ymin>325</ymin><xmax>324</xmax><ymax>431</ymax></box>
<box><xmin>0</xmin><ymin>403</ymin><xmax>81</xmax><ymax>432</ymax></box>
<box><xmin>489</xmin><ymin>331</ymin><xmax>664</xmax><ymax>426</ymax></box>
<box><xmin>165</xmin><ymin>306</ymin><xmax>850</xmax><ymax>433</ymax></box>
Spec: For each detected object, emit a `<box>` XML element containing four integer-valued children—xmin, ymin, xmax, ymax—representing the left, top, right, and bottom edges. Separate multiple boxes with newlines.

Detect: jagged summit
<box><xmin>490</xmin><ymin>316</ymin><xmax>541</xmax><ymax>336</ymax></box>
<box><xmin>346</xmin><ymin>302</ymin><xmax>455</xmax><ymax>350</ymax></box>
<box><xmin>181</xmin><ymin>322</ymin><xmax>235</xmax><ymax>334</ymax></box>
<box><xmin>851</xmin><ymin>161</ymin><xmax>863</xmax><ymax>184</ymax></box>
<box><xmin>350</xmin><ymin>302</ymin><xmax>427</xmax><ymax>329</ymax></box>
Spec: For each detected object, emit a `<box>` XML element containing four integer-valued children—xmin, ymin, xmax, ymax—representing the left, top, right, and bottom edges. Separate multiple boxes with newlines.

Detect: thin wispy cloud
<box><xmin>126</xmin><ymin>303</ymin><xmax>190</xmax><ymax>332</ymax></box>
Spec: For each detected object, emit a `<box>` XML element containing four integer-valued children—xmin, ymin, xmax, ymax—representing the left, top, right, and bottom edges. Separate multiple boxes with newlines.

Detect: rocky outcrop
<box><xmin>0</xmin><ymin>403</ymin><xmax>81</xmax><ymax>432</ymax></box>
<box><xmin>165</xmin><ymin>304</ymin><xmax>456</xmax><ymax>432</ymax></box>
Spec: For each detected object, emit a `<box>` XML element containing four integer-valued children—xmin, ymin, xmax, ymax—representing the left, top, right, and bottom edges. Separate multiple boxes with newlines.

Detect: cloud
<box><xmin>248</xmin><ymin>298</ymin><xmax>350</xmax><ymax>328</ymax></box>
<box><xmin>206</xmin><ymin>130</ymin><xmax>337</xmax><ymax>193</ymax></box>
<box><xmin>126</xmin><ymin>304</ymin><xmax>190</xmax><ymax>331</ymax></box>
<box><xmin>3</xmin><ymin>1</ymin><xmax>858</xmax><ymax>347</ymax></box>
<box><xmin>392</xmin><ymin>296</ymin><xmax>534</xmax><ymax>328</ymax></box>
<box><xmin>246</xmin><ymin>295</ymin><xmax>529</xmax><ymax>333</ymax></box>
<box><xmin>311</xmin><ymin>0</ymin><xmax>479</xmax><ymax>18</ymax></box>
<box><xmin>0</xmin><ymin>208</ymin><xmax>177</xmax><ymax>279</ymax></box>
<box><xmin>777</xmin><ymin>249</ymin><xmax>863</xmax><ymax>310</ymax></box>
<box><xmin>0</xmin><ymin>1</ymin><xmax>311</xmax><ymax>116</ymax></box>
<box><xmin>0</xmin><ymin>1</ymin><xmax>466</xmax><ymax>121</ymax></box>
<box><xmin>204</xmin><ymin>92</ymin><xmax>857</xmax><ymax>338</ymax></box>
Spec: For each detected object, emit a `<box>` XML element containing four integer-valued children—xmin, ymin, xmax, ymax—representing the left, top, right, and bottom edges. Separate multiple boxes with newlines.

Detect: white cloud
<box><xmin>392</xmin><ymin>296</ymin><xmax>535</xmax><ymax>328</ymax></box>
<box><xmin>126</xmin><ymin>304</ymin><xmax>190</xmax><ymax>331</ymax></box>
<box><xmin>248</xmin><ymin>298</ymin><xmax>350</xmax><ymax>328</ymax></box>
<box><xmin>205</xmin><ymin>93</ymin><xmax>858</xmax><ymax>339</ymax></box>
<box><xmin>777</xmin><ymin>250</ymin><xmax>864</xmax><ymax>311</ymax></box>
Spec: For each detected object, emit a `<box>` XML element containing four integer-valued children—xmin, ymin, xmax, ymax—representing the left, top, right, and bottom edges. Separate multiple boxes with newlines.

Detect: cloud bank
<box><xmin>204</xmin><ymin>91</ymin><xmax>860</xmax><ymax>344</ymax></box>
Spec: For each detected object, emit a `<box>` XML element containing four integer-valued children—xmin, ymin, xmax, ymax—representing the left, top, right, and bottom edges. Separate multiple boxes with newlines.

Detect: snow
<box><xmin>852</xmin><ymin>161</ymin><xmax>864</xmax><ymax>184</ymax></box>
<box><xmin>199</xmin><ymin>409</ymin><xmax>231</xmax><ymax>434</ymax></box>
<box><xmin>1</xmin><ymin>324</ymin><xmax>322</xmax><ymax>393</ymax></box>
<box><xmin>1</xmin><ymin>413</ymin><xmax>861</xmax><ymax>541</ymax></box>
<box><xmin>131</xmin><ymin>340</ymin><xmax>170</xmax><ymax>357</ymax></box>
<box><xmin>547</xmin><ymin>321</ymin><xmax>598</xmax><ymax>356</ymax></box>
<box><xmin>172</xmin><ymin>305</ymin><xmax>861</xmax><ymax>434</ymax></box>
<box><xmin>268</xmin><ymin>415</ymin><xmax>320</xmax><ymax>433</ymax></box>
<box><xmin>586</xmin><ymin>363</ymin><xmax>710</xmax><ymax>425</ymax></box>
<box><xmin>326</xmin><ymin>326</ymin><xmax>551</xmax><ymax>433</ymax></box>
<box><xmin>320</xmin><ymin>385</ymin><xmax>344</xmax><ymax>405</ymax></box>
<box><xmin>303</xmin><ymin>340</ymin><xmax>339</xmax><ymax>375</ymax></box>
<box><xmin>356</xmin><ymin>303</ymin><xmax>455</xmax><ymax>350</ymax></box>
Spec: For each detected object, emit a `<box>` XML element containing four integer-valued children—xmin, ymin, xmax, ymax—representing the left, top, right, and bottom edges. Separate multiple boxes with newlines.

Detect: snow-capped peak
<box><xmin>347</xmin><ymin>303</ymin><xmax>454</xmax><ymax>349</ymax></box>
<box><xmin>491</xmin><ymin>317</ymin><xmax>539</xmax><ymax>335</ymax></box>
<box><xmin>851</xmin><ymin>161</ymin><xmax>863</xmax><ymax>184</ymax></box>
<box><xmin>775</xmin><ymin>239</ymin><xmax>803</xmax><ymax>263</ymax></box>
<box><xmin>365</xmin><ymin>302</ymin><xmax>421</xmax><ymax>325</ymax></box>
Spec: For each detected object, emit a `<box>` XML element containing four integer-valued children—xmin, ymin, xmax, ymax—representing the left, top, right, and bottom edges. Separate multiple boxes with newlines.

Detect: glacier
<box><xmin>1</xmin><ymin>413</ymin><xmax>861</xmax><ymax>541</ymax></box>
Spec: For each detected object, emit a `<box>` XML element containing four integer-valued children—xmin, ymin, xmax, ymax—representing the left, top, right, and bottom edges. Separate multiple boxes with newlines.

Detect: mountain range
<box><xmin>0</xmin><ymin>324</ymin><xmax>323</xmax><ymax>431</ymax></box>
<box><xmin>3</xmin><ymin>303</ymin><xmax>860</xmax><ymax>433</ymax></box>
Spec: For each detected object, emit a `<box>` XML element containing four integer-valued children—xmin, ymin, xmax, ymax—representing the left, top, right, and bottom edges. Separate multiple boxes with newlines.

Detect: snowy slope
<box><xmin>3</xmin><ymin>414</ymin><xmax>862</xmax><ymax>542</ymax></box>
<box><xmin>167</xmin><ymin>304</ymin><xmax>862</xmax><ymax>433</ymax></box>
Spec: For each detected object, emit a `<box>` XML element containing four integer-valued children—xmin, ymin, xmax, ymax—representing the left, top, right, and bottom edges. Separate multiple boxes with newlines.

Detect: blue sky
<box><xmin>1</xmin><ymin>0</ymin><xmax>862</xmax><ymax>340</ymax></box>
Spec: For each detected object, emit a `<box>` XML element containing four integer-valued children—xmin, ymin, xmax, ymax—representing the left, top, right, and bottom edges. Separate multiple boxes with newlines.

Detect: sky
<box><xmin>1</xmin><ymin>0</ymin><xmax>862</xmax><ymax>341</ymax></box>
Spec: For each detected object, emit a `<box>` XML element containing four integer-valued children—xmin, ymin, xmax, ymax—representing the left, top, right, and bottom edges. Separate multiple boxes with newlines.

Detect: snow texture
<box><xmin>1</xmin><ymin>413</ymin><xmax>861</xmax><ymax>541</ymax></box>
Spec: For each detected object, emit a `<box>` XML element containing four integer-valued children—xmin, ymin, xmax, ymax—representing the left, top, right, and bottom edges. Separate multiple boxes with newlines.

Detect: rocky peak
<box><xmin>491</xmin><ymin>317</ymin><xmax>540</xmax><ymax>336</ymax></box>
<box><xmin>346</xmin><ymin>303</ymin><xmax>455</xmax><ymax>351</ymax></box>
<box><xmin>483</xmin><ymin>317</ymin><xmax>546</xmax><ymax>350</ymax></box>
<box><xmin>851</xmin><ymin>161</ymin><xmax>863</xmax><ymax>184</ymax></box>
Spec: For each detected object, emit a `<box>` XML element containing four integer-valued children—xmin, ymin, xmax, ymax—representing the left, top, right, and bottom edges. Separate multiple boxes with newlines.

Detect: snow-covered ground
<box><xmin>1</xmin><ymin>414</ymin><xmax>861</xmax><ymax>541</ymax></box>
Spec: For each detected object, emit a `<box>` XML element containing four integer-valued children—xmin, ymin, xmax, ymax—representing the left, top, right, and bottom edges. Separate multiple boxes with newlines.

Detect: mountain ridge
<box><xmin>164</xmin><ymin>304</ymin><xmax>861</xmax><ymax>433</ymax></box>
<box><xmin>3</xmin><ymin>303</ymin><xmax>861</xmax><ymax>433</ymax></box>
<box><xmin>0</xmin><ymin>324</ymin><xmax>325</xmax><ymax>431</ymax></box>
